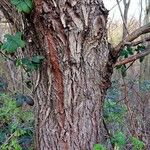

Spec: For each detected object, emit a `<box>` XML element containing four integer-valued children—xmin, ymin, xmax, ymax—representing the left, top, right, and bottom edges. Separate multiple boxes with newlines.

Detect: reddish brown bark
<box><xmin>46</xmin><ymin>32</ymin><xmax>65</xmax><ymax>128</ymax></box>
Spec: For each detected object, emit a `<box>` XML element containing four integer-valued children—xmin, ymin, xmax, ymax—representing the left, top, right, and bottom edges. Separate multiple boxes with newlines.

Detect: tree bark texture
<box><xmin>0</xmin><ymin>0</ymin><xmax>115</xmax><ymax>149</ymax></box>
<box><xmin>33</xmin><ymin>1</ymin><xmax>110</xmax><ymax>149</ymax></box>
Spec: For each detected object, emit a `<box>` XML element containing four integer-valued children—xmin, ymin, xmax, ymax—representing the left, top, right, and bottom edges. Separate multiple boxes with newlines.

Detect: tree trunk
<box><xmin>33</xmin><ymin>1</ymin><xmax>109</xmax><ymax>149</ymax></box>
<box><xmin>0</xmin><ymin>1</ymin><xmax>115</xmax><ymax>149</ymax></box>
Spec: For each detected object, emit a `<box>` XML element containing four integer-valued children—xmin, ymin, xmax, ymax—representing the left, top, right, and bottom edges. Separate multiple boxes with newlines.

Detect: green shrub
<box><xmin>0</xmin><ymin>93</ymin><xmax>34</xmax><ymax>150</ymax></box>
<box><xmin>131</xmin><ymin>137</ymin><xmax>145</xmax><ymax>150</ymax></box>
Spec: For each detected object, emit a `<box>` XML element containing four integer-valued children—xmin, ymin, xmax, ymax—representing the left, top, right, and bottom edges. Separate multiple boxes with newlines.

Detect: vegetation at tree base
<box><xmin>93</xmin><ymin>80</ymin><xmax>148</xmax><ymax>150</ymax></box>
<box><xmin>0</xmin><ymin>93</ymin><xmax>34</xmax><ymax>150</ymax></box>
<box><xmin>1</xmin><ymin>74</ymin><xmax>148</xmax><ymax>149</ymax></box>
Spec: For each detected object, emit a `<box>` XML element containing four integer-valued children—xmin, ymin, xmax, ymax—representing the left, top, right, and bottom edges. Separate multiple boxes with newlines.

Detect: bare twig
<box><xmin>123</xmin><ymin>79</ymin><xmax>138</xmax><ymax>137</ymax></box>
<box><xmin>102</xmin><ymin>118</ymin><xmax>115</xmax><ymax>149</ymax></box>
<box><xmin>116</xmin><ymin>0</ymin><xmax>129</xmax><ymax>36</ymax></box>
<box><xmin>0</xmin><ymin>132</ymin><xmax>15</xmax><ymax>148</ymax></box>
<box><xmin>109</xmin><ymin>0</ymin><xmax>123</xmax><ymax>11</ymax></box>
<box><xmin>125</xmin><ymin>36</ymin><xmax>150</xmax><ymax>46</ymax></box>
<box><xmin>115</xmin><ymin>48</ymin><xmax>150</xmax><ymax>66</ymax></box>
<box><xmin>114</xmin><ymin>23</ymin><xmax>150</xmax><ymax>53</ymax></box>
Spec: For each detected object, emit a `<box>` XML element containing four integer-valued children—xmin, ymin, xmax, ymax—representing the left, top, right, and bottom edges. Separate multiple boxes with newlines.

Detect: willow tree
<box><xmin>0</xmin><ymin>0</ymin><xmax>150</xmax><ymax>149</ymax></box>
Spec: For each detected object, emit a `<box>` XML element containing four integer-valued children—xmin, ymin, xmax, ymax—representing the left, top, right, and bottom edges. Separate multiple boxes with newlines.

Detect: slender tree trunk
<box><xmin>0</xmin><ymin>1</ymin><xmax>115</xmax><ymax>149</ymax></box>
<box><xmin>123</xmin><ymin>0</ymin><xmax>130</xmax><ymax>38</ymax></box>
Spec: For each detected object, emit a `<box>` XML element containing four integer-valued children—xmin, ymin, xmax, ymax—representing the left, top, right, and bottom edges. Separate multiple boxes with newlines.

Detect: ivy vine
<box><xmin>11</xmin><ymin>0</ymin><xmax>33</xmax><ymax>13</ymax></box>
<box><xmin>116</xmin><ymin>44</ymin><xmax>146</xmax><ymax>77</ymax></box>
<box><xmin>0</xmin><ymin>32</ymin><xmax>44</xmax><ymax>72</ymax></box>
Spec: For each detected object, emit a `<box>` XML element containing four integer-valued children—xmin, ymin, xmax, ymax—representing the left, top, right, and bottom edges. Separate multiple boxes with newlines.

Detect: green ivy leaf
<box><xmin>131</xmin><ymin>137</ymin><xmax>145</xmax><ymax>150</ymax></box>
<box><xmin>139</xmin><ymin>56</ymin><xmax>145</xmax><ymax>63</ymax></box>
<box><xmin>31</xmin><ymin>55</ymin><xmax>44</xmax><ymax>64</ymax></box>
<box><xmin>127</xmin><ymin>46</ymin><xmax>134</xmax><ymax>55</ymax></box>
<box><xmin>94</xmin><ymin>144</ymin><xmax>107</xmax><ymax>150</ymax></box>
<box><xmin>15</xmin><ymin>58</ymin><xmax>22</xmax><ymax>67</ymax></box>
<box><xmin>135</xmin><ymin>48</ymin><xmax>139</xmax><ymax>52</ymax></box>
<box><xmin>121</xmin><ymin>65</ymin><xmax>126</xmax><ymax>77</ymax></box>
<box><xmin>111</xmin><ymin>131</ymin><xmax>126</xmax><ymax>148</ymax></box>
<box><xmin>25</xmin><ymin>80</ymin><xmax>33</xmax><ymax>89</ymax></box>
<box><xmin>137</xmin><ymin>45</ymin><xmax>146</xmax><ymax>52</ymax></box>
<box><xmin>21</xmin><ymin>57</ymin><xmax>31</xmax><ymax>65</ymax></box>
<box><xmin>120</xmin><ymin>49</ymin><xmax>126</xmax><ymax>56</ymax></box>
<box><xmin>27</xmin><ymin>64</ymin><xmax>37</xmax><ymax>71</ymax></box>
<box><xmin>115</xmin><ymin>65</ymin><xmax>122</xmax><ymax>70</ymax></box>
<box><xmin>16</xmin><ymin>55</ymin><xmax>44</xmax><ymax>72</ymax></box>
<box><xmin>11</xmin><ymin>0</ymin><xmax>33</xmax><ymax>13</ymax></box>
<box><xmin>21</xmin><ymin>57</ymin><xmax>36</xmax><ymax>71</ymax></box>
<box><xmin>120</xmin><ymin>50</ymin><xmax>128</xmax><ymax>58</ymax></box>
<box><xmin>1</xmin><ymin>32</ymin><xmax>25</xmax><ymax>54</ymax></box>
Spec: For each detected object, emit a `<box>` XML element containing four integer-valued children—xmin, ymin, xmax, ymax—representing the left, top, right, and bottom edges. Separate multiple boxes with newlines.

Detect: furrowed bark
<box><xmin>32</xmin><ymin>1</ymin><xmax>110</xmax><ymax>149</ymax></box>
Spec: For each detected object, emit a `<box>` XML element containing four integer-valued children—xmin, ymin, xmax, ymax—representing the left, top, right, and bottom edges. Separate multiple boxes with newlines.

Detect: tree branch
<box><xmin>125</xmin><ymin>36</ymin><xmax>150</xmax><ymax>46</ymax></box>
<box><xmin>115</xmin><ymin>49</ymin><xmax>150</xmax><ymax>66</ymax></box>
<box><xmin>116</xmin><ymin>0</ymin><xmax>129</xmax><ymax>36</ymax></box>
<box><xmin>114</xmin><ymin>23</ymin><xmax>150</xmax><ymax>53</ymax></box>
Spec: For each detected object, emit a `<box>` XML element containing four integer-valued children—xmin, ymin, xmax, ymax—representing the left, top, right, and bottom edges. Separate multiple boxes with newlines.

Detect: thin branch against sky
<box><xmin>116</xmin><ymin>0</ymin><xmax>129</xmax><ymax>35</ymax></box>
<box><xmin>104</xmin><ymin>0</ymin><xmax>146</xmax><ymax>21</ymax></box>
<box><xmin>109</xmin><ymin>0</ymin><xmax>123</xmax><ymax>11</ymax></box>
